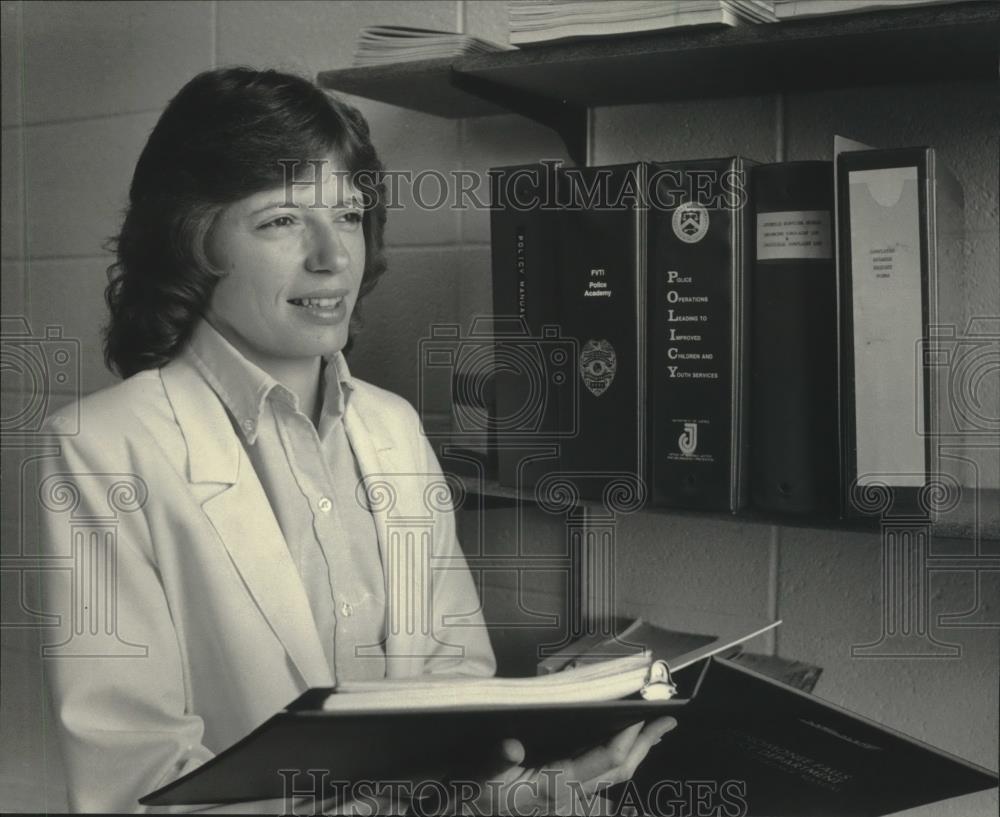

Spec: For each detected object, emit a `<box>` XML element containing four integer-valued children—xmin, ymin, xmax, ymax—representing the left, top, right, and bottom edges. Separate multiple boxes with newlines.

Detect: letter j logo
<box><xmin>679</xmin><ymin>422</ymin><xmax>698</xmax><ymax>455</ymax></box>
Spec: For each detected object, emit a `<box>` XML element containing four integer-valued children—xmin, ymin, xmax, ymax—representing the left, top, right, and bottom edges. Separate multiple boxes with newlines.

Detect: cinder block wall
<box><xmin>1</xmin><ymin>2</ymin><xmax>996</xmax><ymax>814</ymax></box>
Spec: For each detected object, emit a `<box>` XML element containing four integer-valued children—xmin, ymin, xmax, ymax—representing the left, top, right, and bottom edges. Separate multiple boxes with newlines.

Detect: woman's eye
<box><xmin>338</xmin><ymin>210</ymin><xmax>364</xmax><ymax>229</ymax></box>
<box><xmin>258</xmin><ymin>215</ymin><xmax>296</xmax><ymax>230</ymax></box>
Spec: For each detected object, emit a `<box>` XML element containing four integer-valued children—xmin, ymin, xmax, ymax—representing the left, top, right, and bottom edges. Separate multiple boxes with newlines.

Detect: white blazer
<box><xmin>40</xmin><ymin>352</ymin><xmax>496</xmax><ymax>813</ymax></box>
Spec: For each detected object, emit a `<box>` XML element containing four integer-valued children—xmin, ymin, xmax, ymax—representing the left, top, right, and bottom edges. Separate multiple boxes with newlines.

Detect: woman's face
<box><xmin>205</xmin><ymin>156</ymin><xmax>366</xmax><ymax>366</ymax></box>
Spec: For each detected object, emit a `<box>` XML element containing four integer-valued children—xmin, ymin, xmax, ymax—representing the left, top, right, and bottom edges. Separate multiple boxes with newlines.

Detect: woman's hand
<box><xmin>455</xmin><ymin>716</ymin><xmax>677</xmax><ymax>816</ymax></box>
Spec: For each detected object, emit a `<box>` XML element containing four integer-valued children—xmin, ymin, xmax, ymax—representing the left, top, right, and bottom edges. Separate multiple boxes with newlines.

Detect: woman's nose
<box><xmin>305</xmin><ymin>223</ymin><xmax>349</xmax><ymax>274</ymax></box>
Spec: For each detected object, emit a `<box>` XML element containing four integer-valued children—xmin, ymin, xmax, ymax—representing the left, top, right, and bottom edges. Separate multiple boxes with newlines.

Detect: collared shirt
<box><xmin>186</xmin><ymin>320</ymin><xmax>386</xmax><ymax>683</ymax></box>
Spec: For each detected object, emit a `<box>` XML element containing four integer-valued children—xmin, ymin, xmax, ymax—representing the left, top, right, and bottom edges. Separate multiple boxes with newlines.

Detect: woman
<box><xmin>40</xmin><ymin>67</ymin><xmax>673</xmax><ymax>814</ymax></box>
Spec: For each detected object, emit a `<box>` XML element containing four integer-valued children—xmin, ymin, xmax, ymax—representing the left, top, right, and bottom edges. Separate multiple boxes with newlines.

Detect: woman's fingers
<box><xmin>607</xmin><ymin>716</ymin><xmax>677</xmax><ymax>787</ymax></box>
<box><xmin>577</xmin><ymin>716</ymin><xmax>679</xmax><ymax>794</ymax></box>
<box><xmin>640</xmin><ymin>716</ymin><xmax>679</xmax><ymax>748</ymax></box>
<box><xmin>563</xmin><ymin>721</ymin><xmax>645</xmax><ymax>784</ymax></box>
<box><xmin>459</xmin><ymin>718</ymin><xmax>680</xmax><ymax>816</ymax></box>
<box><xmin>448</xmin><ymin>736</ymin><xmax>526</xmax><ymax>795</ymax></box>
<box><xmin>500</xmin><ymin>738</ymin><xmax>526</xmax><ymax>766</ymax></box>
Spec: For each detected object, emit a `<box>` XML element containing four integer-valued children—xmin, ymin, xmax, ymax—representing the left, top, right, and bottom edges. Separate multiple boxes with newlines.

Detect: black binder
<box><xmin>750</xmin><ymin>161</ymin><xmax>839</xmax><ymax>515</ymax></box>
<box><xmin>647</xmin><ymin>158</ymin><xmax>754</xmax><ymax>511</ymax></box>
<box><xmin>555</xmin><ymin>162</ymin><xmax>647</xmax><ymax>501</ymax></box>
<box><xmin>142</xmin><ymin>657</ymin><xmax>997</xmax><ymax>814</ymax></box>
<box><xmin>489</xmin><ymin>162</ymin><xmax>568</xmax><ymax>490</ymax></box>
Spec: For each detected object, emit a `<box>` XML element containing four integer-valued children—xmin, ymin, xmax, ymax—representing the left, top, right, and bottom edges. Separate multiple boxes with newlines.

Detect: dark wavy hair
<box><xmin>104</xmin><ymin>67</ymin><xmax>388</xmax><ymax>378</ymax></box>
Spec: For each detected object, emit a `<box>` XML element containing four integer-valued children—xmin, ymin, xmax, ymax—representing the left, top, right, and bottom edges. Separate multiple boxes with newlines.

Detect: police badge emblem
<box><xmin>672</xmin><ymin>201</ymin><xmax>709</xmax><ymax>244</ymax></box>
<box><xmin>579</xmin><ymin>339</ymin><xmax>617</xmax><ymax>397</ymax></box>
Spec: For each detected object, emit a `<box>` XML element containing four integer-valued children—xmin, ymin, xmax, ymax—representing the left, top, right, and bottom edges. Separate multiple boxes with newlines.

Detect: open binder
<box><xmin>142</xmin><ymin>623</ymin><xmax>777</xmax><ymax>807</ymax></box>
<box><xmin>141</xmin><ymin>655</ymin><xmax>682</xmax><ymax>808</ymax></box>
<box><xmin>142</xmin><ymin>650</ymin><xmax>996</xmax><ymax>813</ymax></box>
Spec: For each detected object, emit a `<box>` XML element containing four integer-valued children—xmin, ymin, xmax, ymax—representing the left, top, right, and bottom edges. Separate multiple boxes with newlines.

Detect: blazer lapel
<box><xmin>342</xmin><ymin>398</ymin><xmax>397</xmax><ymax>586</ymax></box>
<box><xmin>201</xmin><ymin>478</ymin><xmax>332</xmax><ymax>687</ymax></box>
<box><xmin>160</xmin><ymin>358</ymin><xmax>333</xmax><ymax>688</ymax></box>
<box><xmin>343</xmin><ymin>393</ymin><xmax>435</xmax><ymax>676</ymax></box>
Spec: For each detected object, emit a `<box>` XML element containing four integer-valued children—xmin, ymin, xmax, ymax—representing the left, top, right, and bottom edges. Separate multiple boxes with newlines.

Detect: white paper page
<box><xmin>848</xmin><ymin>166</ymin><xmax>926</xmax><ymax>487</ymax></box>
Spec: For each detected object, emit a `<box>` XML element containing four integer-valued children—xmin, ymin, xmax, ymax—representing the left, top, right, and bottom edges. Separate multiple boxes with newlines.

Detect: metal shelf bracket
<box><xmin>450</xmin><ymin>70</ymin><xmax>588</xmax><ymax>166</ymax></box>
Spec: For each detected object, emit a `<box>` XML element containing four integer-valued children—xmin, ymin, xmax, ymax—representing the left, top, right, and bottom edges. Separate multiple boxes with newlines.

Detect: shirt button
<box><xmin>340</xmin><ymin>601</ymin><xmax>353</xmax><ymax>617</ymax></box>
<box><xmin>318</xmin><ymin>497</ymin><xmax>333</xmax><ymax>513</ymax></box>
<box><xmin>241</xmin><ymin>418</ymin><xmax>255</xmax><ymax>434</ymax></box>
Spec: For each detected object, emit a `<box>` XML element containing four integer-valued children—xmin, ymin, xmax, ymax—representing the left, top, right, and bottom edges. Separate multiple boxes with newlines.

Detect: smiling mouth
<box><xmin>288</xmin><ymin>296</ymin><xmax>345</xmax><ymax>309</ymax></box>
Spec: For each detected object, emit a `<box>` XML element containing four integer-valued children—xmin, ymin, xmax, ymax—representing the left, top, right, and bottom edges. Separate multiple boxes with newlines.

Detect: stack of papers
<box><xmin>353</xmin><ymin>26</ymin><xmax>509</xmax><ymax>67</ymax></box>
<box><xmin>774</xmin><ymin>0</ymin><xmax>962</xmax><ymax>19</ymax></box>
<box><xmin>508</xmin><ymin>0</ymin><xmax>778</xmax><ymax>46</ymax></box>
<box><xmin>323</xmin><ymin>653</ymin><xmax>676</xmax><ymax>710</ymax></box>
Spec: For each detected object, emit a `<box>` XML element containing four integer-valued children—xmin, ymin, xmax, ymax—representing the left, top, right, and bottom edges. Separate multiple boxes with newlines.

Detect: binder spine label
<box><xmin>649</xmin><ymin>159</ymin><xmax>750</xmax><ymax>510</ymax></box>
<box><xmin>756</xmin><ymin>210</ymin><xmax>833</xmax><ymax>260</ymax></box>
<box><xmin>662</xmin><ymin>262</ymin><xmax>719</xmax><ymax>467</ymax></box>
<box><xmin>515</xmin><ymin>228</ymin><xmax>527</xmax><ymax>315</ymax></box>
<box><xmin>556</xmin><ymin>163</ymin><xmax>645</xmax><ymax>490</ymax></box>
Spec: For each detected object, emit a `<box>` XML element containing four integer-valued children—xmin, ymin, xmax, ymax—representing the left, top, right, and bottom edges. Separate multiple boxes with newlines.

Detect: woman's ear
<box><xmin>195</xmin><ymin>205</ymin><xmax>228</xmax><ymax>277</ymax></box>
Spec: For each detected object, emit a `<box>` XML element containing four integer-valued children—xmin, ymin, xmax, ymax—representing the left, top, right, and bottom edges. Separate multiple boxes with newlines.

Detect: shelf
<box><xmin>455</xmin><ymin>2</ymin><xmax>999</xmax><ymax>107</ymax></box>
<box><xmin>319</xmin><ymin>2</ymin><xmax>1000</xmax><ymax>164</ymax></box>
<box><xmin>317</xmin><ymin>58</ymin><xmax>508</xmax><ymax>118</ymax></box>
<box><xmin>438</xmin><ymin>466</ymin><xmax>1000</xmax><ymax>549</ymax></box>
<box><xmin>322</xmin><ymin>2</ymin><xmax>1000</xmax><ymax>551</ymax></box>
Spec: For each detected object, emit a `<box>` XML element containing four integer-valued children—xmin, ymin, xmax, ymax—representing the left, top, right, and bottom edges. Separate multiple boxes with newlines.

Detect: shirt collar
<box><xmin>184</xmin><ymin>320</ymin><xmax>354</xmax><ymax>445</ymax></box>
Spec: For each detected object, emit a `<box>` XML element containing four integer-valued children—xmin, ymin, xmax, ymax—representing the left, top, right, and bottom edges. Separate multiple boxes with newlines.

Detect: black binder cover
<box><xmin>556</xmin><ymin>162</ymin><xmax>647</xmax><ymax>500</ymax></box>
<box><xmin>142</xmin><ymin>696</ymin><xmax>683</xmax><ymax>807</ymax></box>
<box><xmin>625</xmin><ymin>658</ymin><xmax>997</xmax><ymax>817</ymax></box>
<box><xmin>143</xmin><ymin>658</ymin><xmax>998</xmax><ymax>813</ymax></box>
<box><xmin>490</xmin><ymin>162</ymin><xmax>568</xmax><ymax>489</ymax></box>
<box><xmin>750</xmin><ymin>162</ymin><xmax>839</xmax><ymax>515</ymax></box>
<box><xmin>648</xmin><ymin>158</ymin><xmax>753</xmax><ymax>511</ymax></box>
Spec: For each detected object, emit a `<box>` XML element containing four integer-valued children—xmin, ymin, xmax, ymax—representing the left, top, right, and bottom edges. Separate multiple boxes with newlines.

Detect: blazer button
<box><xmin>318</xmin><ymin>497</ymin><xmax>333</xmax><ymax>513</ymax></box>
<box><xmin>340</xmin><ymin>601</ymin><xmax>353</xmax><ymax>617</ymax></box>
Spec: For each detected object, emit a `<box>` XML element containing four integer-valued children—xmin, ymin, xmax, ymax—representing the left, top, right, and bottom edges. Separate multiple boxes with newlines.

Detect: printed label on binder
<box><xmin>679</xmin><ymin>422</ymin><xmax>698</xmax><ymax>455</ymax></box>
<box><xmin>756</xmin><ymin>210</ymin><xmax>832</xmax><ymax>261</ymax></box>
<box><xmin>668</xmin><ymin>420</ymin><xmax>714</xmax><ymax>463</ymax></box>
